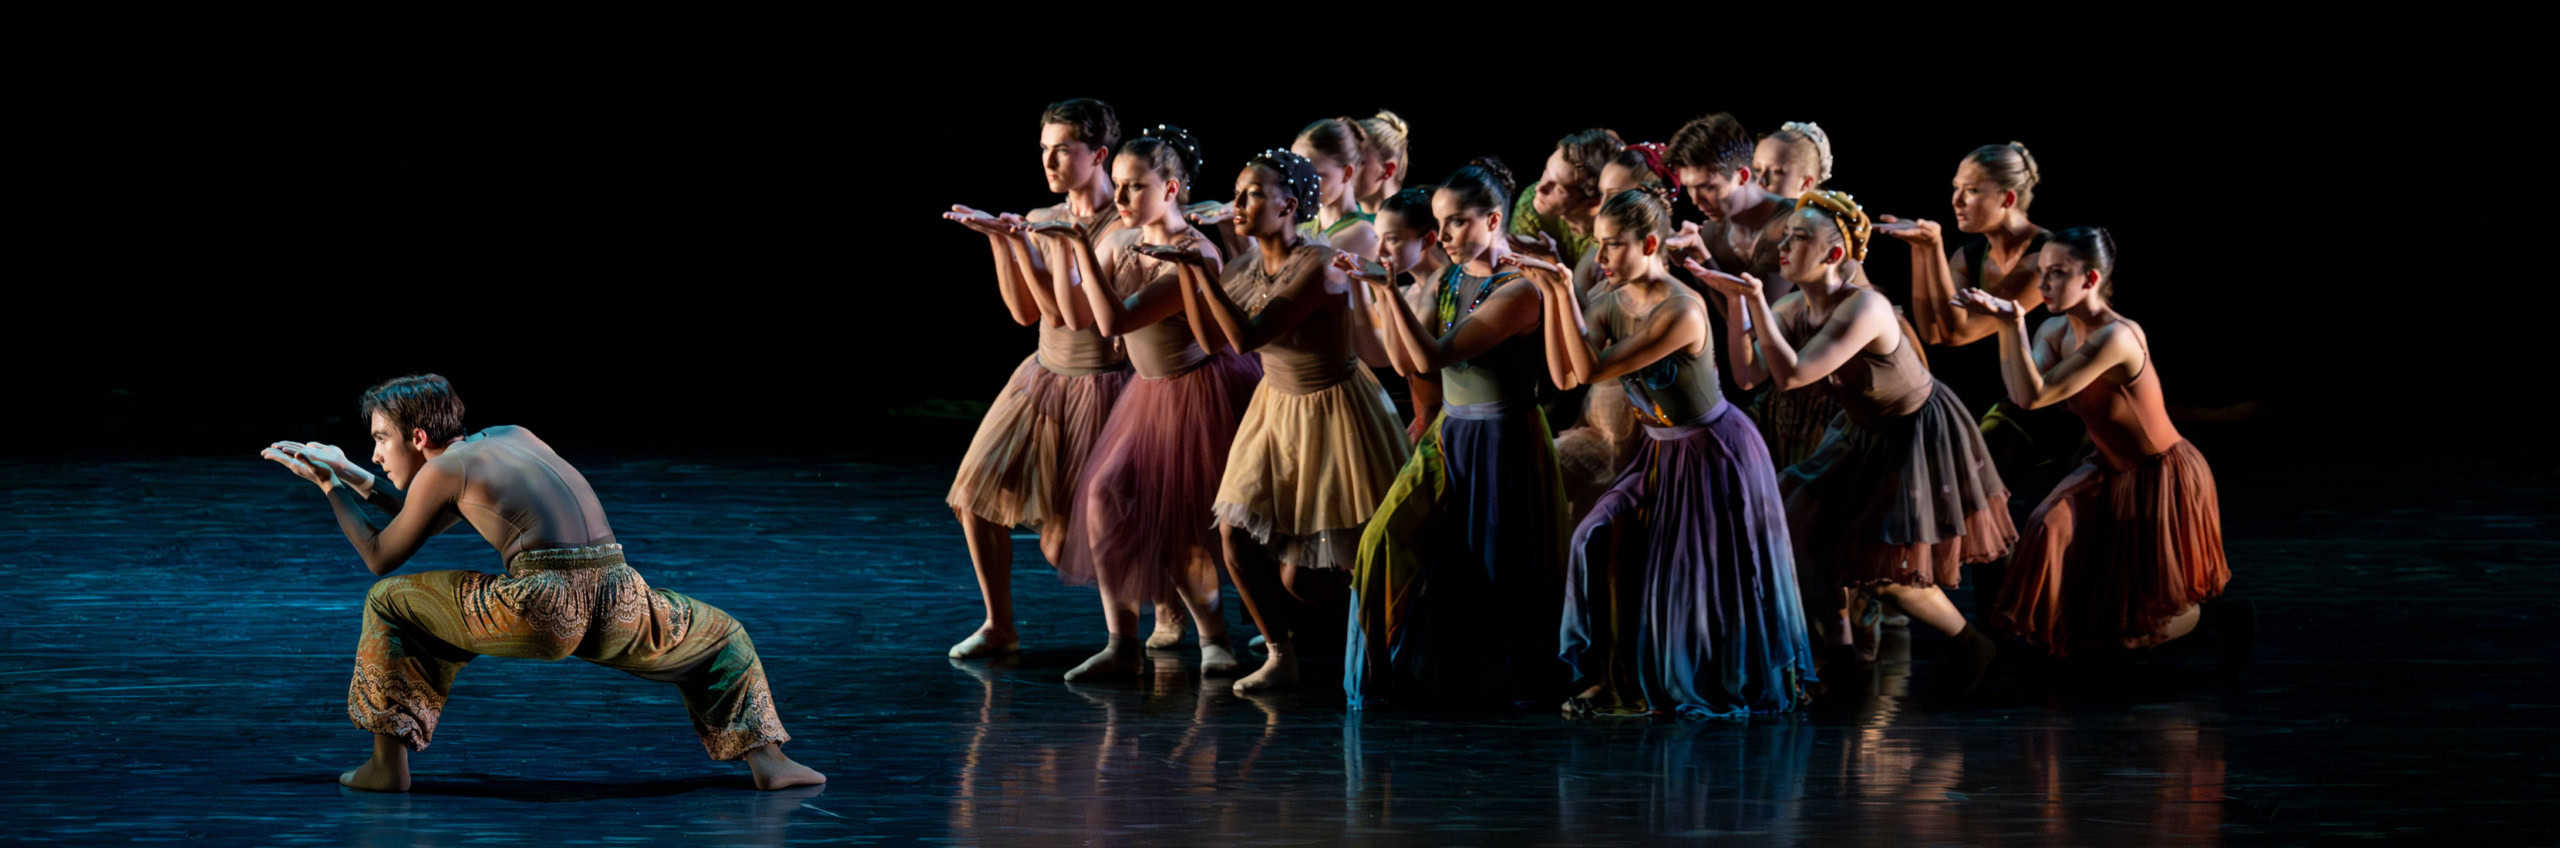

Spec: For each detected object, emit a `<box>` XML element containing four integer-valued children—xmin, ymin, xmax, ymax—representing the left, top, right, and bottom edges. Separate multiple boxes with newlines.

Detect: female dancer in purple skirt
<box><xmin>1518</xmin><ymin>188</ymin><xmax>1816</xmax><ymax>719</ymax></box>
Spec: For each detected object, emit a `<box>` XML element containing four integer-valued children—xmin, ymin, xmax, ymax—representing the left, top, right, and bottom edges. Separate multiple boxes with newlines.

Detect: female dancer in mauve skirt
<box><xmin>1026</xmin><ymin>125</ymin><xmax>1263</xmax><ymax>682</ymax></box>
<box><xmin>1518</xmin><ymin>189</ymin><xmax>1815</xmax><ymax>719</ymax></box>
<box><xmin>1954</xmin><ymin>227</ymin><xmax>2234</xmax><ymax>661</ymax></box>
<box><xmin>1696</xmin><ymin>190</ymin><xmax>2016</xmax><ymax>692</ymax></box>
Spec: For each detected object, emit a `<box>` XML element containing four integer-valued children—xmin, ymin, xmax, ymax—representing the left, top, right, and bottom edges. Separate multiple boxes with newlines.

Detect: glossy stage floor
<box><xmin>1</xmin><ymin>452</ymin><xmax>2550</xmax><ymax>845</ymax></box>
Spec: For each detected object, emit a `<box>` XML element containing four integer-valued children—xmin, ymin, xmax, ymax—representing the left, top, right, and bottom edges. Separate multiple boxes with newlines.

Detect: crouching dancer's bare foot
<box><xmin>1064</xmin><ymin>638</ymin><xmax>1143</xmax><ymax>682</ymax></box>
<box><xmin>745</xmin><ymin>743</ymin><xmax>826</xmax><ymax>790</ymax></box>
<box><xmin>1231</xmin><ymin>641</ymin><xmax>1297</xmax><ymax>694</ymax></box>
<box><xmin>339</xmin><ymin>734</ymin><xmax>411</xmax><ymax>792</ymax></box>
<box><xmin>948</xmin><ymin>623</ymin><xmax>1018</xmax><ymax>659</ymax></box>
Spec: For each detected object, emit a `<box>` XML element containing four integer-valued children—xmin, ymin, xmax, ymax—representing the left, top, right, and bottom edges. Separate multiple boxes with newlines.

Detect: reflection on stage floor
<box><xmin>0</xmin><ymin>456</ymin><xmax>2548</xmax><ymax>845</ymax></box>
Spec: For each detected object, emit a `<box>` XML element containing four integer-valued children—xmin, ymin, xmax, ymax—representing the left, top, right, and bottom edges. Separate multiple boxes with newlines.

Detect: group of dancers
<box><xmin>940</xmin><ymin>98</ymin><xmax>2243</xmax><ymax>717</ymax></box>
<box><xmin>247</xmin><ymin>96</ymin><xmax>2242</xmax><ymax>795</ymax></box>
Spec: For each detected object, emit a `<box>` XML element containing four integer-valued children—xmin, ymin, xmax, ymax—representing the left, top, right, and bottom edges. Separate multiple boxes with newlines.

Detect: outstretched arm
<box><xmin>1168</xmin><ymin>257</ymin><xmax>1232</xmax><ymax>354</ymax></box>
<box><xmin>1044</xmin><ymin>228</ymin><xmax>1219</xmax><ymax>337</ymax></box>
<box><xmin>1023</xmin><ymin>221</ymin><xmax>1108</xmax><ymax>331</ymax></box>
<box><xmin>1185</xmin><ymin>201</ymin><xmax>1255</xmax><ymax>262</ymax></box>
<box><xmin>1699</xmin><ymin>270</ymin><xmax>1892</xmax><ymax>391</ymax></box>
<box><xmin>1950</xmin><ymin>255</ymin><xmax>2050</xmax><ymax>345</ymax></box>
<box><xmin>997</xmin><ymin>226</ymin><xmax>1067</xmax><ymax>327</ymax></box>
<box><xmin>1958</xmin><ymin>291</ymin><xmax>2139</xmax><ymax>409</ymax></box>
<box><xmin>323</xmin><ymin>463</ymin><xmax>463</xmax><ymax>576</ymax></box>
<box><xmin>1508</xmin><ymin>254</ymin><xmax>1590</xmax><ymax>389</ymax></box>
<box><xmin>1187</xmin><ymin>249</ymin><xmax>1340</xmax><ymax>354</ymax></box>
<box><xmin>1574</xmin><ymin>291</ymin><xmax>1706</xmax><ymax>388</ymax></box>
<box><xmin>1337</xmin><ymin>254</ymin><xmax>1412</xmax><ymax>373</ymax></box>
<box><xmin>1354</xmin><ymin>277</ymin><xmax>1422</xmax><ymax>377</ymax></box>
<box><xmin>265</xmin><ymin>443</ymin><xmax>466</xmax><ymax>578</ymax></box>
<box><xmin>1141</xmin><ymin>242</ymin><xmax>1245</xmax><ymax>353</ymax></box>
<box><xmin>1876</xmin><ymin>216</ymin><xmax>1958</xmax><ymax>344</ymax></box>
<box><xmin>946</xmin><ymin>206</ymin><xmax>1042</xmax><ymax>326</ymax></box>
<box><xmin>1372</xmin><ymin>265</ymin><xmax>1543</xmax><ymax>373</ymax></box>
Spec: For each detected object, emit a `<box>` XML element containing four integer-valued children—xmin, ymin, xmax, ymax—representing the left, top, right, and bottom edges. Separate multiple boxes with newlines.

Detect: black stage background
<box><xmin>10</xmin><ymin>46</ymin><xmax>2527</xmax><ymax>473</ymax></box>
<box><xmin>8</xmin><ymin>34</ymin><xmax>2556</xmax><ymax>846</ymax></box>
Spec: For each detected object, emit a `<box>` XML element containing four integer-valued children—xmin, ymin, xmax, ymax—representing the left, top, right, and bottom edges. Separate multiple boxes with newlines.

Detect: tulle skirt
<box><xmin>1778</xmin><ymin>381</ymin><xmax>2016</xmax><ymax>612</ymax></box>
<box><xmin>1059</xmin><ymin>353</ymin><xmax>1263</xmax><ymax>598</ymax></box>
<box><xmin>946</xmin><ymin>353</ymin><xmax>1132</xmax><ymax>530</ymax></box>
<box><xmin>1211</xmin><ymin>365</ymin><xmax>1409</xmax><ymax>571</ymax></box>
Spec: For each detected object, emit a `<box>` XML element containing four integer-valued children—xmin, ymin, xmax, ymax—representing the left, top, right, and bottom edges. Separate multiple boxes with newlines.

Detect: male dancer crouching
<box><xmin>263</xmin><ymin>374</ymin><xmax>823</xmax><ymax>792</ymax></box>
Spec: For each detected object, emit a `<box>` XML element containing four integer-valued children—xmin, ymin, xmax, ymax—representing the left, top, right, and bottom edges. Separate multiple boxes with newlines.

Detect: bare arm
<box><xmin>1336</xmin><ymin>254</ymin><xmax>1407</xmax><ymax>371</ymax></box>
<box><xmin>1946</xmin><ymin>259</ymin><xmax>2049</xmax><ymax>345</ymax></box>
<box><xmin>1345</xmin><ymin>282</ymin><xmax>1399</xmax><ymax>369</ymax></box>
<box><xmin>1033</xmin><ymin>224</ymin><xmax>1104</xmax><ymax>332</ymax></box>
<box><xmin>947</xmin><ymin>207</ymin><xmax>1042</xmax><ymax>327</ymax></box>
<box><xmin>1372</xmin><ymin>267</ymin><xmax>1544</xmax><ymax>373</ymax></box>
<box><xmin>1705</xmin><ymin>273</ymin><xmax>1895</xmax><ymax>391</ymax></box>
<box><xmin>325</xmin><ymin>463</ymin><xmax>466</xmax><ymax>576</ymax></box>
<box><xmin>1961</xmin><ymin>291</ymin><xmax>2139</xmax><ymax>409</ymax></box>
<box><xmin>1920</xmin><ymin>235</ymin><xmax>2050</xmax><ymax>346</ymax></box>
<box><xmin>1185</xmin><ymin>201</ymin><xmax>1255</xmax><ymax>262</ymax></box>
<box><xmin>1405</xmin><ymin>371</ymin><xmax>1441</xmax><ymax>442</ymax></box>
<box><xmin>1582</xmin><ymin>295</ymin><xmax>1707</xmax><ymax>387</ymax></box>
<box><xmin>1169</xmin><ymin>258</ymin><xmax>1235</xmax><ymax>354</ymax></box>
<box><xmin>1051</xmin><ymin>229</ymin><xmax>1215</xmax><ymax>337</ymax></box>
<box><xmin>1509</xmin><ymin>256</ymin><xmax>1593</xmax><ymax>389</ymax></box>
<box><xmin>999</xmin><ymin>231</ymin><xmax>1066</xmax><ymax>327</ymax></box>
<box><xmin>1190</xmin><ymin>249</ymin><xmax>1342</xmax><ymax>353</ymax></box>
<box><xmin>1353</xmin><ymin>276</ymin><xmax>1429</xmax><ymax>378</ymax></box>
<box><xmin>1877</xmin><ymin>216</ymin><xmax>1958</xmax><ymax>344</ymax></box>
<box><xmin>1535</xmin><ymin>272</ymin><xmax>1579</xmax><ymax>390</ymax></box>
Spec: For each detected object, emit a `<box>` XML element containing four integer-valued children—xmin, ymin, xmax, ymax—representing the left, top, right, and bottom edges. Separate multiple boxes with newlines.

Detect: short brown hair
<box><xmin>359</xmin><ymin>374</ymin><xmax>466</xmax><ymax>444</ymax></box>
<box><xmin>1665</xmin><ymin>113</ymin><xmax>1754</xmax><ymax>174</ymax></box>
<box><xmin>1040</xmin><ymin>98</ymin><xmax>1119</xmax><ymax>151</ymax></box>
<box><xmin>1554</xmin><ymin>128</ymin><xmax>1626</xmax><ymax>204</ymax></box>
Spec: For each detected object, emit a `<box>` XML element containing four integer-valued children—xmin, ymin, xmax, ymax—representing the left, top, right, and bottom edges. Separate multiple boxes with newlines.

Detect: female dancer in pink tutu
<box><xmin>1026</xmin><ymin>125</ymin><xmax>1266</xmax><ymax>682</ymax></box>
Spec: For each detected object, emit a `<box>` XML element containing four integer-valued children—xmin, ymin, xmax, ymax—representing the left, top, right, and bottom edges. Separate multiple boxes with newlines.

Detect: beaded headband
<box><xmin>1797</xmin><ymin>189</ymin><xmax>1872</xmax><ymax>263</ymax></box>
<box><xmin>1135</xmin><ymin>124</ymin><xmax>1202</xmax><ymax>182</ymax></box>
<box><xmin>1246</xmin><ymin>147</ymin><xmax>1325</xmax><ymax>225</ymax></box>
<box><xmin>1777</xmin><ymin>121</ymin><xmax>1833</xmax><ymax>182</ymax></box>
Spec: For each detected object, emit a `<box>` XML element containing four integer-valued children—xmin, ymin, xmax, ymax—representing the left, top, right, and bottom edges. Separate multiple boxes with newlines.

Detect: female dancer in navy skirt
<box><xmin>1352</xmin><ymin>159</ymin><xmax>1573</xmax><ymax>708</ymax></box>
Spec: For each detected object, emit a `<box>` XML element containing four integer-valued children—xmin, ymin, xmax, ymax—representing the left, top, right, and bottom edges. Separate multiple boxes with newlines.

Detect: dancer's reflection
<box><xmin>1550</xmin><ymin>718</ymin><xmax>1816</xmax><ymax>840</ymax></box>
<box><xmin>948</xmin><ymin>657</ymin><xmax>1300</xmax><ymax>844</ymax></box>
<box><xmin>1821</xmin><ymin>629</ymin><xmax>1970</xmax><ymax>841</ymax></box>
<box><xmin>2016</xmin><ymin>703</ymin><xmax>2227</xmax><ymax>843</ymax></box>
